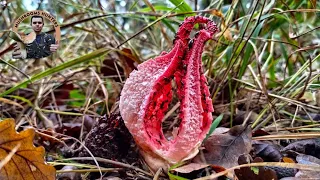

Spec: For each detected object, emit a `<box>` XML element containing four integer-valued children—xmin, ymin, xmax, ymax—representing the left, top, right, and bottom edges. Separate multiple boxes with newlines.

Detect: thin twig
<box><xmin>59</xmin><ymin>157</ymin><xmax>153</xmax><ymax>176</ymax></box>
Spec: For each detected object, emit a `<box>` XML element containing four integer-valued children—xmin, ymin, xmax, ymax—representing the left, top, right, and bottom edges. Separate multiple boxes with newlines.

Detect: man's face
<box><xmin>31</xmin><ymin>17</ymin><xmax>43</xmax><ymax>33</ymax></box>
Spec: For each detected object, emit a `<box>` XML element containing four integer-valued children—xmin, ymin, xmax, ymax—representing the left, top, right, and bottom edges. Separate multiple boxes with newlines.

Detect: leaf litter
<box><xmin>0</xmin><ymin>119</ymin><xmax>56</xmax><ymax>180</ymax></box>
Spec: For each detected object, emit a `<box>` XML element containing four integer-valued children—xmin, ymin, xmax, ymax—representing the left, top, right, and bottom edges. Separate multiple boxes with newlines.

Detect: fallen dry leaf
<box><xmin>197</xmin><ymin>125</ymin><xmax>252</xmax><ymax>168</ymax></box>
<box><xmin>169</xmin><ymin>163</ymin><xmax>218</xmax><ymax>180</ymax></box>
<box><xmin>235</xmin><ymin>156</ymin><xmax>278</xmax><ymax>180</ymax></box>
<box><xmin>172</xmin><ymin>163</ymin><xmax>210</xmax><ymax>173</ymax></box>
<box><xmin>210</xmin><ymin>9</ymin><xmax>224</xmax><ymax>18</ymax></box>
<box><xmin>56</xmin><ymin>165</ymin><xmax>80</xmax><ymax>180</ymax></box>
<box><xmin>0</xmin><ymin>119</ymin><xmax>56</xmax><ymax>180</ymax></box>
<box><xmin>253</xmin><ymin>140</ymin><xmax>283</xmax><ymax>162</ymax></box>
<box><xmin>210</xmin><ymin>127</ymin><xmax>229</xmax><ymax>135</ymax></box>
<box><xmin>117</xmin><ymin>48</ymin><xmax>138</xmax><ymax>77</ymax></box>
<box><xmin>283</xmin><ymin>157</ymin><xmax>295</xmax><ymax>163</ymax></box>
<box><xmin>0</xmin><ymin>144</ymin><xmax>21</xmax><ymax>169</ymax></box>
<box><xmin>295</xmin><ymin>154</ymin><xmax>320</xmax><ymax>178</ymax></box>
<box><xmin>296</xmin><ymin>154</ymin><xmax>320</xmax><ymax>165</ymax></box>
<box><xmin>281</xmin><ymin>138</ymin><xmax>320</xmax><ymax>159</ymax></box>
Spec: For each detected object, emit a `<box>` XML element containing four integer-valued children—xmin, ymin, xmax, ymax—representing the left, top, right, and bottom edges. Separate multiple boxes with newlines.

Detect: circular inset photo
<box><xmin>11</xmin><ymin>10</ymin><xmax>61</xmax><ymax>59</ymax></box>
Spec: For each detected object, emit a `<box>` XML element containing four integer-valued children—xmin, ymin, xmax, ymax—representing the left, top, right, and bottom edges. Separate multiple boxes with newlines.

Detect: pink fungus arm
<box><xmin>119</xmin><ymin>16</ymin><xmax>219</xmax><ymax>163</ymax></box>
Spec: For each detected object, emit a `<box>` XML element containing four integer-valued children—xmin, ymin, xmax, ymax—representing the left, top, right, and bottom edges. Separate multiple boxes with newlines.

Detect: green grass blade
<box><xmin>139</xmin><ymin>5</ymin><xmax>176</xmax><ymax>12</ymax></box>
<box><xmin>169</xmin><ymin>0</ymin><xmax>193</xmax><ymax>13</ymax></box>
<box><xmin>168</xmin><ymin>162</ymin><xmax>189</xmax><ymax>180</ymax></box>
<box><xmin>205</xmin><ymin>114</ymin><xmax>224</xmax><ymax>141</ymax></box>
<box><xmin>168</xmin><ymin>172</ymin><xmax>189</xmax><ymax>180</ymax></box>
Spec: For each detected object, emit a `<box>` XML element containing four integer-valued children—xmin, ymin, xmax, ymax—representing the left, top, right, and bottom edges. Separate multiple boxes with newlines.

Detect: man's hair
<box><xmin>31</xmin><ymin>15</ymin><xmax>44</xmax><ymax>24</ymax></box>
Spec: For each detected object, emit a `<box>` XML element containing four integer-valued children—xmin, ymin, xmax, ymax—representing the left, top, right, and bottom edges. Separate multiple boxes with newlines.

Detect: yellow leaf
<box><xmin>0</xmin><ymin>119</ymin><xmax>56</xmax><ymax>180</ymax></box>
<box><xmin>223</xmin><ymin>28</ymin><xmax>233</xmax><ymax>41</ymax></box>
<box><xmin>283</xmin><ymin>157</ymin><xmax>295</xmax><ymax>163</ymax></box>
<box><xmin>210</xmin><ymin>9</ymin><xmax>224</xmax><ymax>18</ymax></box>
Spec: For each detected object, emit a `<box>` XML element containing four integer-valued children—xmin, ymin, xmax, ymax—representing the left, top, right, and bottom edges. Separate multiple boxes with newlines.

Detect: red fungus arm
<box><xmin>119</xmin><ymin>16</ymin><xmax>219</xmax><ymax>164</ymax></box>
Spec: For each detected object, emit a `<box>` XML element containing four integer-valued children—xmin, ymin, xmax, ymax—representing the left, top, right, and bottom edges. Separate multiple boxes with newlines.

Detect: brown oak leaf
<box><xmin>0</xmin><ymin>119</ymin><xmax>56</xmax><ymax>180</ymax></box>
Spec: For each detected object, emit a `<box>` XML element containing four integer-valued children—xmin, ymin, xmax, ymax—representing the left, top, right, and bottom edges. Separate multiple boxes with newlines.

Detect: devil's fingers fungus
<box><xmin>120</xmin><ymin>16</ymin><xmax>219</xmax><ymax>164</ymax></box>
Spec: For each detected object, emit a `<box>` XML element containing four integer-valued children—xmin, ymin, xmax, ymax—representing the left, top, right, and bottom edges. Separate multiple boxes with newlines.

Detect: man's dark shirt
<box><xmin>26</xmin><ymin>32</ymin><xmax>55</xmax><ymax>59</ymax></box>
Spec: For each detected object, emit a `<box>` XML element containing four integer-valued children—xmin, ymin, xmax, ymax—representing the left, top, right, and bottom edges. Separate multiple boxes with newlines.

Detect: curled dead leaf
<box><xmin>0</xmin><ymin>119</ymin><xmax>56</xmax><ymax>180</ymax></box>
<box><xmin>281</xmin><ymin>138</ymin><xmax>320</xmax><ymax>159</ymax></box>
<box><xmin>194</xmin><ymin>125</ymin><xmax>251</xmax><ymax>168</ymax></box>
<box><xmin>283</xmin><ymin>157</ymin><xmax>295</xmax><ymax>163</ymax></box>
<box><xmin>210</xmin><ymin>9</ymin><xmax>224</xmax><ymax>18</ymax></box>
<box><xmin>235</xmin><ymin>156</ymin><xmax>278</xmax><ymax>180</ymax></box>
<box><xmin>253</xmin><ymin>140</ymin><xmax>283</xmax><ymax>162</ymax></box>
<box><xmin>295</xmin><ymin>154</ymin><xmax>320</xmax><ymax>178</ymax></box>
<box><xmin>195</xmin><ymin>125</ymin><xmax>252</xmax><ymax>168</ymax></box>
<box><xmin>117</xmin><ymin>48</ymin><xmax>138</xmax><ymax>77</ymax></box>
